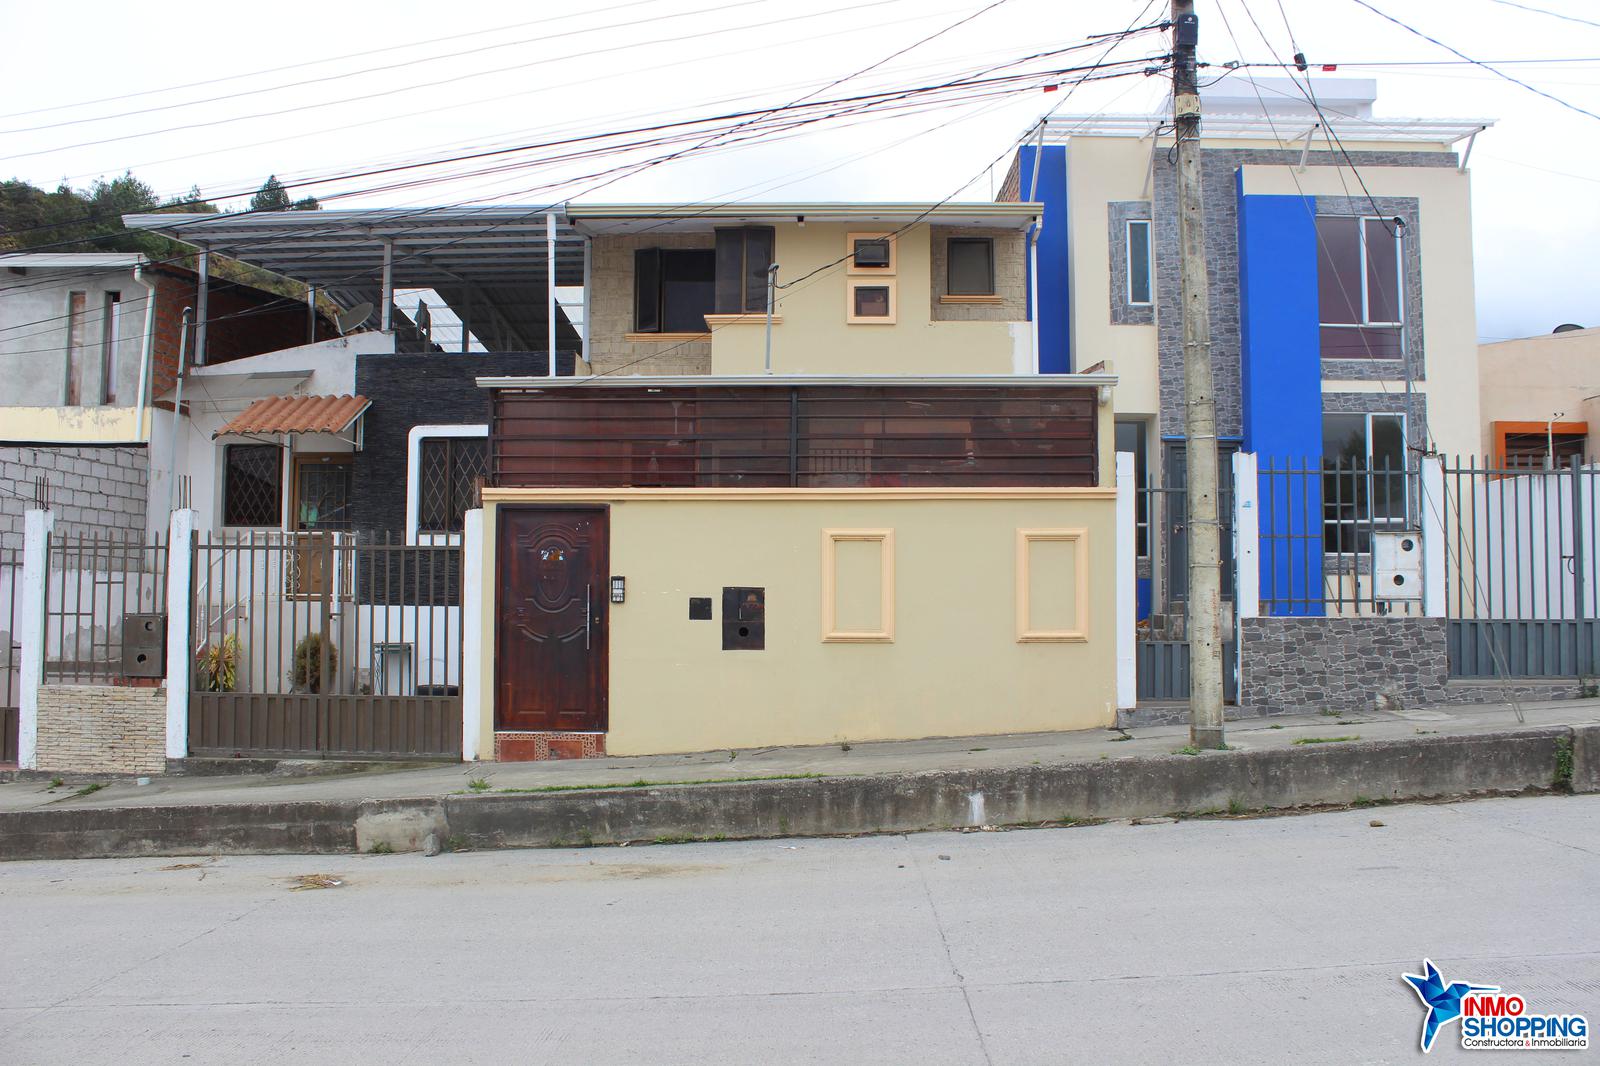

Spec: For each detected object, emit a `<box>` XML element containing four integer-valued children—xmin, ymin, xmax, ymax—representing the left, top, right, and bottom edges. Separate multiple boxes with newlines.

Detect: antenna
<box><xmin>336</xmin><ymin>301</ymin><xmax>374</xmax><ymax>335</ymax></box>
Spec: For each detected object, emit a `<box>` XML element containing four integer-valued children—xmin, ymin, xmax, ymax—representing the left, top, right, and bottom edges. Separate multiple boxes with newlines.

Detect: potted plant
<box><xmin>291</xmin><ymin>632</ymin><xmax>338</xmax><ymax>694</ymax></box>
<box><xmin>195</xmin><ymin>634</ymin><xmax>241</xmax><ymax>692</ymax></box>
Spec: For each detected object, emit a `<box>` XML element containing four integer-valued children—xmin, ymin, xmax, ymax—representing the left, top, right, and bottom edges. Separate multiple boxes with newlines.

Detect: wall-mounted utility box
<box><xmin>121</xmin><ymin>613</ymin><xmax>167</xmax><ymax>678</ymax></box>
<box><xmin>1373</xmin><ymin>530</ymin><xmax>1423</xmax><ymax>601</ymax></box>
<box><xmin>722</xmin><ymin>587</ymin><xmax>765</xmax><ymax>650</ymax></box>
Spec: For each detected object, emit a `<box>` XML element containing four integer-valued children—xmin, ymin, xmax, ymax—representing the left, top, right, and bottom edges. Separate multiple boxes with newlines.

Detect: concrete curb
<box><xmin>1</xmin><ymin>727</ymin><xmax>1589</xmax><ymax>861</ymax></box>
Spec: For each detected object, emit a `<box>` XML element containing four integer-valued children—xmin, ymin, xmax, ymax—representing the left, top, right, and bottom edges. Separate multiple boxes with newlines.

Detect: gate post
<box><xmin>165</xmin><ymin>509</ymin><xmax>197</xmax><ymax>761</ymax></box>
<box><xmin>1232</xmin><ymin>452</ymin><xmax>1260</xmax><ymax>620</ymax></box>
<box><xmin>17</xmin><ymin>509</ymin><xmax>53</xmax><ymax>770</ymax></box>
<box><xmin>1115</xmin><ymin>453</ymin><xmax>1136</xmax><ymax>711</ymax></box>
<box><xmin>1420</xmin><ymin>456</ymin><xmax>1446</xmax><ymax>618</ymax></box>
<box><xmin>461</xmin><ymin>507</ymin><xmax>484</xmax><ymax>761</ymax></box>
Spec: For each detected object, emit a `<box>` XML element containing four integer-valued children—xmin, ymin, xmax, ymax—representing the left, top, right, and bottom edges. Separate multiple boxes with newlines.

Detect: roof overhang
<box><xmin>214</xmin><ymin>394</ymin><xmax>371</xmax><ymax>439</ymax></box>
<box><xmin>477</xmin><ymin>373</ymin><xmax>1116</xmax><ymax>389</ymax></box>
<box><xmin>1034</xmin><ymin>112</ymin><xmax>1491</xmax><ymax>146</ymax></box>
<box><xmin>568</xmin><ymin>202</ymin><xmax>1043</xmax><ymax>234</ymax></box>
<box><xmin>0</xmin><ymin>252</ymin><xmax>147</xmax><ymax>271</ymax></box>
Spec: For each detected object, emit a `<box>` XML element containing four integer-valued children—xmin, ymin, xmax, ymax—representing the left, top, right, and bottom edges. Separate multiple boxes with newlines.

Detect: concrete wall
<box><xmin>1478</xmin><ymin>327</ymin><xmax>1600</xmax><ymax>460</ymax></box>
<box><xmin>0</xmin><ymin>445</ymin><xmax>148</xmax><ymax>547</ymax></box>
<box><xmin>36</xmin><ymin>683</ymin><xmax>166</xmax><ymax>775</ymax></box>
<box><xmin>0</xmin><ymin>267</ymin><xmax>149</xmax><ymax>410</ymax></box>
<box><xmin>476</xmin><ymin>488</ymin><xmax>1118</xmax><ymax>757</ymax></box>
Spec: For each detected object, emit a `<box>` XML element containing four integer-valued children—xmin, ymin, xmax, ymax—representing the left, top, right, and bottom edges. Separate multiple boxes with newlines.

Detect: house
<box><xmin>106</xmin><ymin>199</ymin><xmax>1123</xmax><ymax>764</ymax></box>
<box><xmin>1003</xmin><ymin>78</ymin><xmax>1492</xmax><ymax>619</ymax></box>
<box><xmin>1478</xmin><ymin>326</ymin><xmax>1600</xmax><ymax>468</ymax></box>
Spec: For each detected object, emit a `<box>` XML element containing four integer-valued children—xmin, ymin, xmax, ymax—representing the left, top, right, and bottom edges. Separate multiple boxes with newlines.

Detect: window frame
<box><xmin>1321</xmin><ymin>411</ymin><xmax>1409</xmax><ymax>554</ymax></box>
<box><xmin>64</xmin><ymin>290</ymin><xmax>87</xmax><ymax>405</ymax></box>
<box><xmin>714</xmin><ymin>226</ymin><xmax>775</xmax><ymax>315</ymax></box>
<box><xmin>846</xmin><ymin>279</ymin><xmax>896</xmax><ymax>324</ymax></box>
<box><xmin>99</xmin><ymin>291</ymin><xmax>121</xmax><ymax>406</ymax></box>
<box><xmin>221</xmin><ymin>442</ymin><xmax>285</xmax><ymax>529</ymax></box>
<box><xmin>407</xmin><ymin>424</ymin><xmax>489</xmax><ymax>542</ymax></box>
<box><xmin>1125</xmin><ymin>219</ymin><xmax>1153</xmax><ymax>306</ymax></box>
<box><xmin>632</xmin><ymin>247</ymin><xmax>716</xmax><ymax>335</ymax></box>
<box><xmin>946</xmin><ymin>237</ymin><xmax>996</xmax><ymax>297</ymax></box>
<box><xmin>846</xmin><ymin>231</ymin><xmax>898</xmax><ymax>275</ymax></box>
<box><xmin>1114</xmin><ymin>419</ymin><xmax>1150</xmax><ymax>558</ymax></box>
<box><xmin>1316</xmin><ymin>215</ymin><xmax>1404</xmax><ymax>358</ymax></box>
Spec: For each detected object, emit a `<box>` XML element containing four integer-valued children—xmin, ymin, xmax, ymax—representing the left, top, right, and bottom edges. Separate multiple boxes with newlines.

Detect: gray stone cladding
<box><xmin>1107</xmin><ymin>201</ymin><xmax>1154</xmax><ymax>326</ymax></box>
<box><xmin>0</xmin><ymin>445</ymin><xmax>148</xmax><ymax>548</ymax></box>
<box><xmin>1150</xmin><ymin>148</ymin><xmax>1453</xmax><ymax>442</ymax></box>
<box><xmin>1239</xmin><ymin>616</ymin><xmax>1451</xmax><ymax>714</ymax></box>
<box><xmin>1321</xmin><ymin>389</ymin><xmax>1429</xmax><ymax>456</ymax></box>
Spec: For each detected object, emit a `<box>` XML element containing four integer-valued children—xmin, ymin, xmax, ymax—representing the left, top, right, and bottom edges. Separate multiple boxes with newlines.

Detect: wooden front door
<box><xmin>495</xmin><ymin>507</ymin><xmax>608</xmax><ymax>732</ymax></box>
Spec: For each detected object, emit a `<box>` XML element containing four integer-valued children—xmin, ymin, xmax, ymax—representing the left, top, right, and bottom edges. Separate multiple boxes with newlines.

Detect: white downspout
<box><xmin>1028</xmin><ymin>217</ymin><xmax>1043</xmax><ymax>375</ymax></box>
<box><xmin>132</xmin><ymin>263</ymin><xmax>156</xmax><ymax>441</ymax></box>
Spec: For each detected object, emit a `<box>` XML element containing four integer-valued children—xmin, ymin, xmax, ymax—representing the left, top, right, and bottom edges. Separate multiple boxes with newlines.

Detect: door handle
<box><xmin>585</xmin><ymin>584</ymin><xmax>591</xmax><ymax>651</ymax></box>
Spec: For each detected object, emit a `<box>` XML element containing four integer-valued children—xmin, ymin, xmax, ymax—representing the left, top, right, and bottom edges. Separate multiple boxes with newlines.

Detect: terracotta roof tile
<box><xmin>215</xmin><ymin>394</ymin><xmax>371</xmax><ymax>437</ymax></box>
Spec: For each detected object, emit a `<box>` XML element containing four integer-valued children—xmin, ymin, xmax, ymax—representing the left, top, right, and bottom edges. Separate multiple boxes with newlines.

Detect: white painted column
<box><xmin>580</xmin><ymin>235</ymin><xmax>592</xmax><ymax>366</ymax></box>
<box><xmin>1232</xmin><ymin>452</ymin><xmax>1260</xmax><ymax>620</ymax></box>
<box><xmin>1420</xmin><ymin>455</ymin><xmax>1447</xmax><ymax>618</ymax></box>
<box><xmin>380</xmin><ymin>239</ymin><xmax>394</xmax><ymax>332</ymax></box>
<box><xmin>165</xmin><ymin>509</ymin><xmax>197</xmax><ymax>761</ymax></box>
<box><xmin>460</xmin><ymin>508</ymin><xmax>484</xmax><ymax>762</ymax></box>
<box><xmin>1115</xmin><ymin>452</ymin><xmax>1136</xmax><ymax>711</ymax></box>
<box><xmin>194</xmin><ymin>247</ymin><xmax>209</xmax><ymax>366</ymax></box>
<box><xmin>545</xmin><ymin>212</ymin><xmax>558</xmax><ymax>377</ymax></box>
<box><xmin>18</xmin><ymin>509</ymin><xmax>54</xmax><ymax>770</ymax></box>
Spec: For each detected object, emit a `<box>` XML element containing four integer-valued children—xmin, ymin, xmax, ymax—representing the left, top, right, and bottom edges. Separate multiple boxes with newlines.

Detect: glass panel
<box><xmin>1370</xmin><ymin>414</ymin><xmax>1406</xmax><ymax>522</ymax></box>
<box><xmin>1364</xmin><ymin>218</ymin><xmax>1402</xmax><ymax>324</ymax></box>
<box><xmin>714</xmin><ymin>229</ymin><xmax>744</xmax><ymax>314</ymax></box>
<box><xmin>296</xmin><ymin>459</ymin><xmax>352</xmax><ymax>531</ymax></box>
<box><xmin>451</xmin><ymin>438</ymin><xmax>488</xmax><ymax>524</ymax></box>
<box><xmin>853</xmin><ymin>286</ymin><xmax>890</xmax><ymax>317</ymax></box>
<box><xmin>418</xmin><ymin>439</ymin><xmax>450</xmax><ymax>531</ymax></box>
<box><xmin>223</xmin><ymin>444</ymin><xmax>281</xmax><ymax>527</ymax></box>
<box><xmin>852</xmin><ymin>239</ymin><xmax>890</xmax><ymax>268</ymax></box>
<box><xmin>948</xmin><ymin>238</ymin><xmax>994</xmax><ymax>295</ymax></box>
<box><xmin>744</xmin><ymin>227</ymin><xmax>773</xmax><ymax>313</ymax></box>
<box><xmin>633</xmin><ymin>248</ymin><xmax>661</xmax><ymax>332</ymax></box>
<box><xmin>1319</xmin><ymin>325</ymin><xmax>1403</xmax><ymax>359</ymax></box>
<box><xmin>660</xmin><ymin>249</ymin><xmax>715</xmax><ymax>333</ymax></box>
<box><xmin>1315</xmin><ymin>217</ymin><xmax>1362</xmax><ymax>327</ymax></box>
<box><xmin>1126</xmin><ymin>221</ymin><xmax>1151</xmax><ymax>304</ymax></box>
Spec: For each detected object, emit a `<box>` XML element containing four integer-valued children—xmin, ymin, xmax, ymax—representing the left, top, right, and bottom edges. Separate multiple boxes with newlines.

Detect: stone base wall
<box><xmin>1240</xmin><ymin>616</ymin><xmax>1451</xmax><ymax>714</ymax></box>
<box><xmin>36</xmin><ymin>683</ymin><xmax>166</xmax><ymax>775</ymax></box>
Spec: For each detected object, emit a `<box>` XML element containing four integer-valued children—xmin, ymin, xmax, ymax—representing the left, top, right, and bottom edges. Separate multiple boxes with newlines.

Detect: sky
<box><xmin>3</xmin><ymin>0</ymin><xmax>1597</xmax><ymax>343</ymax></box>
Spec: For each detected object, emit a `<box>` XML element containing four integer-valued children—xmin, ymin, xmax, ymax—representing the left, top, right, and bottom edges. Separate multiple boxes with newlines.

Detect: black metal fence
<box><xmin>43</xmin><ymin>532</ymin><xmax>168</xmax><ymax>684</ymax></box>
<box><xmin>1</xmin><ymin>546</ymin><xmax>20</xmax><ymax>764</ymax></box>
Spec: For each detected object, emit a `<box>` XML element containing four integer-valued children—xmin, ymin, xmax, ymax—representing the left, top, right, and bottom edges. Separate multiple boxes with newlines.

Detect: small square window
<box><xmin>853</xmin><ymin>239</ymin><xmax>891</xmax><ymax>268</ymax></box>
<box><xmin>849</xmin><ymin>284</ymin><xmax>894</xmax><ymax>324</ymax></box>
<box><xmin>947</xmin><ymin>238</ymin><xmax>995</xmax><ymax>296</ymax></box>
<box><xmin>847</xmin><ymin>232</ymin><xmax>896</xmax><ymax>275</ymax></box>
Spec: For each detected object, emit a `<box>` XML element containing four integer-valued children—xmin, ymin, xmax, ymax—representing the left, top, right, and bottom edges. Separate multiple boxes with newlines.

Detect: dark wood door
<box><xmin>495</xmin><ymin>507</ymin><xmax>608</xmax><ymax>732</ymax></box>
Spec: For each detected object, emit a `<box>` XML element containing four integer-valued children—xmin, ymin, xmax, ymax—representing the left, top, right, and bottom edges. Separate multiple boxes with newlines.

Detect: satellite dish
<box><xmin>1553</xmin><ymin>323</ymin><xmax>1586</xmax><ymax>334</ymax></box>
<box><xmin>336</xmin><ymin>301</ymin><xmax>374</xmax><ymax>335</ymax></box>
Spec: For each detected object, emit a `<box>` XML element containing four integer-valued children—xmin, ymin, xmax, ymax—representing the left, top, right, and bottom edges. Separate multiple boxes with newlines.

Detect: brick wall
<box><xmin>587</xmin><ymin>232</ymin><xmax>714</xmax><ymax>376</ymax></box>
<box><xmin>928</xmin><ymin>226</ymin><xmax>1027</xmax><ymax>322</ymax></box>
<box><xmin>0</xmin><ymin>445</ymin><xmax>148</xmax><ymax>547</ymax></box>
<box><xmin>36</xmin><ymin>683</ymin><xmax>166</xmax><ymax>774</ymax></box>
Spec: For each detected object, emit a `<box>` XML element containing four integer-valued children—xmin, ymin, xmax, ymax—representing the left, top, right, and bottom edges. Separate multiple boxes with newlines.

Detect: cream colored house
<box><xmin>1478</xmin><ymin>327</ymin><xmax>1600</xmax><ymax>467</ymax></box>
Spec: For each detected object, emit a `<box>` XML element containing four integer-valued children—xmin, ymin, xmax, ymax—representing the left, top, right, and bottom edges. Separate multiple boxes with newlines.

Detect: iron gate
<box><xmin>1</xmin><ymin>546</ymin><xmax>20</xmax><ymax>765</ymax></box>
<box><xmin>189</xmin><ymin>532</ymin><xmax>463</xmax><ymax>759</ymax></box>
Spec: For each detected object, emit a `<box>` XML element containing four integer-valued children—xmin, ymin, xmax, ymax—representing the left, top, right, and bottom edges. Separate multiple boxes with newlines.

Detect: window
<box><xmin>633</xmin><ymin>248</ymin><xmax>715</xmax><ymax>333</ymax></box>
<box><xmin>223</xmin><ymin>444</ymin><xmax>283</xmax><ymax>527</ymax></box>
<box><xmin>1316</xmin><ymin>216</ymin><xmax>1403</xmax><ymax>359</ymax></box>
<box><xmin>847</xmin><ymin>281</ymin><xmax>895</xmax><ymax>323</ymax></box>
<box><xmin>1323</xmin><ymin>412</ymin><xmax>1407</xmax><ymax>553</ymax></box>
<box><xmin>1500</xmin><ymin>426</ymin><xmax>1587</xmax><ymax>470</ymax></box>
<box><xmin>1126</xmin><ymin>220</ymin><xmax>1152</xmax><ymax>305</ymax></box>
<box><xmin>714</xmin><ymin>226</ymin><xmax>774</xmax><ymax>314</ymax></box>
<box><xmin>100</xmin><ymin>291</ymin><xmax>121</xmax><ymax>405</ymax></box>
<box><xmin>1115</xmin><ymin>420</ymin><xmax>1149</xmax><ymax>557</ymax></box>
<box><xmin>852</xmin><ymin>238</ymin><xmax>891</xmax><ymax>269</ymax></box>
<box><xmin>947</xmin><ymin>238</ymin><xmax>995</xmax><ymax>296</ymax></box>
<box><xmin>65</xmin><ymin>290</ymin><xmax>87</xmax><ymax>405</ymax></box>
<box><xmin>418</xmin><ymin>437</ymin><xmax>488</xmax><ymax>532</ymax></box>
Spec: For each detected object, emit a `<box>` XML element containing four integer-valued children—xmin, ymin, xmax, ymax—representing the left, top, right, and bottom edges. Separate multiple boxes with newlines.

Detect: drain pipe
<box><xmin>132</xmin><ymin>263</ymin><xmax>157</xmax><ymax>443</ymax></box>
<box><xmin>764</xmin><ymin>263</ymin><xmax>780</xmax><ymax>375</ymax></box>
<box><xmin>1027</xmin><ymin>217</ymin><xmax>1044</xmax><ymax>374</ymax></box>
<box><xmin>164</xmin><ymin>308</ymin><xmax>192</xmax><ymax>521</ymax></box>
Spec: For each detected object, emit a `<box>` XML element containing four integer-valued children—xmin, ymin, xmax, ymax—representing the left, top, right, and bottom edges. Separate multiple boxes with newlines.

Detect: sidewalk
<box><xmin>4</xmin><ymin>696</ymin><xmax>1595</xmax><ymax>817</ymax></box>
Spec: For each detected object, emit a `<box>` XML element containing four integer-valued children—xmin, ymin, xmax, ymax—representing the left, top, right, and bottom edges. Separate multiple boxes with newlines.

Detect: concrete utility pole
<box><xmin>1172</xmin><ymin>0</ymin><xmax>1226</xmax><ymax>749</ymax></box>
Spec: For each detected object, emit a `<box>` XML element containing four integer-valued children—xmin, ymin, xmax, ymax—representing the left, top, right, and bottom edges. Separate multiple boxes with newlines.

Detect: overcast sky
<box><xmin>4</xmin><ymin>0</ymin><xmax>1596</xmax><ymax>342</ymax></box>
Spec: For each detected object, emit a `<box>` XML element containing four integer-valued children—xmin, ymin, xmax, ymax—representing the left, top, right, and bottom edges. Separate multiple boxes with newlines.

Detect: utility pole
<box><xmin>1172</xmin><ymin>0</ymin><xmax>1225</xmax><ymax>749</ymax></box>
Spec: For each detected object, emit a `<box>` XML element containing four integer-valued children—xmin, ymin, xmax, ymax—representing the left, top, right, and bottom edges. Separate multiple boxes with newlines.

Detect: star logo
<box><xmin>1403</xmin><ymin>959</ymin><xmax>1500</xmax><ymax>1052</ymax></box>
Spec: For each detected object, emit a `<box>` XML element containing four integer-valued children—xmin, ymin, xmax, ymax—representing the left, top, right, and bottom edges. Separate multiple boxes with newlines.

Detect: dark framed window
<box><xmin>1502</xmin><ymin>431</ymin><xmax>1586</xmax><ymax>470</ymax></box>
<box><xmin>1114</xmin><ymin>420</ymin><xmax>1149</xmax><ymax>557</ymax></box>
<box><xmin>947</xmin><ymin>238</ymin><xmax>995</xmax><ymax>296</ymax></box>
<box><xmin>1316</xmin><ymin>216</ymin><xmax>1403</xmax><ymax>358</ymax></box>
<box><xmin>852</xmin><ymin>238</ymin><xmax>891</xmax><ymax>269</ymax></box>
<box><xmin>1125</xmin><ymin>220</ymin><xmax>1152</xmax><ymax>305</ymax></box>
<box><xmin>1323</xmin><ymin>412</ymin><xmax>1407</xmax><ymax>553</ymax></box>
<box><xmin>634</xmin><ymin>248</ymin><xmax>715</xmax><ymax>333</ymax></box>
<box><xmin>418</xmin><ymin>436</ymin><xmax>489</xmax><ymax>533</ymax></box>
<box><xmin>853</xmin><ymin>285</ymin><xmax>891</xmax><ymax>318</ymax></box>
<box><xmin>223</xmin><ymin>444</ymin><xmax>282</xmax><ymax>527</ymax></box>
<box><xmin>714</xmin><ymin>226</ymin><xmax>775</xmax><ymax>313</ymax></box>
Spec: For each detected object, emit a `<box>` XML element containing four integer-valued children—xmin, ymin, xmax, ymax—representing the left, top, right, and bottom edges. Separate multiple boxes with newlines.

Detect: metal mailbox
<box><xmin>721</xmin><ymin>586</ymin><xmax>765</xmax><ymax>650</ymax></box>
<box><xmin>121</xmin><ymin>613</ymin><xmax>167</xmax><ymax>678</ymax></box>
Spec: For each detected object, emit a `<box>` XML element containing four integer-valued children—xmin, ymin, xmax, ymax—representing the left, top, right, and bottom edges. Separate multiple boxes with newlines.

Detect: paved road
<box><xmin>1</xmin><ymin>795</ymin><xmax>1594</xmax><ymax>1065</ymax></box>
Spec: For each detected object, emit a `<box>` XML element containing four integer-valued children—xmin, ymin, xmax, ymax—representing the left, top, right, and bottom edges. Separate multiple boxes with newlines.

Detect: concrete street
<box><xmin>0</xmin><ymin>795</ymin><xmax>1594</xmax><ymax>1064</ymax></box>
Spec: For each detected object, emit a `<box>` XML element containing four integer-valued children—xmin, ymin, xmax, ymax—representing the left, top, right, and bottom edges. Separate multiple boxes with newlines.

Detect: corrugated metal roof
<box><xmin>215</xmin><ymin>394</ymin><xmax>370</xmax><ymax>438</ymax></box>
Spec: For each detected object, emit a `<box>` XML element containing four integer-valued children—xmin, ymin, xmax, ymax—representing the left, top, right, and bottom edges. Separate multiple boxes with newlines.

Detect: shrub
<box><xmin>291</xmin><ymin>632</ymin><xmax>337</xmax><ymax>693</ymax></box>
<box><xmin>195</xmin><ymin>634</ymin><xmax>240</xmax><ymax>692</ymax></box>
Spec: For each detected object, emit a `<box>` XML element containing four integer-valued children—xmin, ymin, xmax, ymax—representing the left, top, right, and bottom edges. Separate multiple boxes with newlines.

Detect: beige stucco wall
<box><xmin>475</xmin><ymin>489</ymin><xmax>1117</xmax><ymax>757</ymax></box>
<box><xmin>1477</xmin><ymin>328</ymin><xmax>1600</xmax><ymax>458</ymax></box>
<box><xmin>1066</xmin><ymin>137</ymin><xmax>1160</xmax><ymax>421</ymax></box>
<box><xmin>1239</xmin><ymin>163</ymin><xmax>1482</xmax><ymax>459</ymax></box>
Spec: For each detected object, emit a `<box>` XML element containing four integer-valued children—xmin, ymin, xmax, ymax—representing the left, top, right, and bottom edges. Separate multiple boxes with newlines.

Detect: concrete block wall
<box><xmin>36</xmin><ymin>683</ymin><xmax>166</xmax><ymax>775</ymax></box>
<box><xmin>0</xmin><ymin>445</ymin><xmax>148</xmax><ymax>547</ymax></box>
<box><xmin>928</xmin><ymin>226</ymin><xmax>1027</xmax><ymax>322</ymax></box>
<box><xmin>587</xmin><ymin>232</ymin><xmax>714</xmax><ymax>376</ymax></box>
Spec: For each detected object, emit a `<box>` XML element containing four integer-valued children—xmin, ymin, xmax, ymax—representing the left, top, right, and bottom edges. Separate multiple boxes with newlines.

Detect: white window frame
<box><xmin>1322</xmin><ymin>411</ymin><xmax>1409</xmax><ymax>554</ymax></box>
<box><xmin>406</xmin><ymin>424</ymin><xmax>487</xmax><ymax>545</ymax></box>
<box><xmin>1125</xmin><ymin>218</ymin><xmax>1153</xmax><ymax>306</ymax></box>
<box><xmin>1317</xmin><ymin>215</ymin><xmax>1404</xmax><ymax>331</ymax></box>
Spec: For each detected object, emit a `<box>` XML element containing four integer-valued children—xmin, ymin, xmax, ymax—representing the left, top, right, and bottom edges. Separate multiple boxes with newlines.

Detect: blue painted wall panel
<box><xmin>1018</xmin><ymin>145</ymin><xmax>1071</xmax><ymax>373</ymax></box>
<box><xmin>1236</xmin><ymin>181</ymin><xmax>1324</xmax><ymax>615</ymax></box>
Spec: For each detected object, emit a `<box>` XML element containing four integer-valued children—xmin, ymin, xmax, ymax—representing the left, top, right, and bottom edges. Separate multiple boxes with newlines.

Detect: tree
<box><xmin>249</xmin><ymin>174</ymin><xmax>292</xmax><ymax>212</ymax></box>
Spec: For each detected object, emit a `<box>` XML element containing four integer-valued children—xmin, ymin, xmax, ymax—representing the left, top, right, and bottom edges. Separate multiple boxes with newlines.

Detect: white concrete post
<box><xmin>460</xmin><ymin>508</ymin><xmax>484</xmax><ymax>761</ymax></box>
<box><xmin>1115</xmin><ymin>452</ymin><xmax>1137</xmax><ymax>711</ymax></box>
<box><xmin>1420</xmin><ymin>455</ymin><xmax>1447</xmax><ymax>618</ymax></box>
<box><xmin>17</xmin><ymin>509</ymin><xmax>54</xmax><ymax>770</ymax></box>
<box><xmin>165</xmin><ymin>509</ymin><xmax>197</xmax><ymax>761</ymax></box>
<box><xmin>546</xmin><ymin>212</ymin><xmax>558</xmax><ymax>377</ymax></box>
<box><xmin>1232</xmin><ymin>452</ymin><xmax>1260</xmax><ymax>620</ymax></box>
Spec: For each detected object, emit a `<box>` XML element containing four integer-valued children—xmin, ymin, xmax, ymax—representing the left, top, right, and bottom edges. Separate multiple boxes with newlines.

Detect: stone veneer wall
<box><xmin>587</xmin><ymin>232</ymin><xmax>714</xmax><ymax>376</ymax></box>
<box><xmin>1106</xmin><ymin>201</ymin><xmax>1154</xmax><ymax>326</ymax></box>
<box><xmin>0</xmin><ymin>445</ymin><xmax>148</xmax><ymax>548</ymax></box>
<box><xmin>927</xmin><ymin>226</ymin><xmax>1027</xmax><ymax>321</ymax></box>
<box><xmin>36</xmin><ymin>683</ymin><xmax>166</xmax><ymax>774</ymax></box>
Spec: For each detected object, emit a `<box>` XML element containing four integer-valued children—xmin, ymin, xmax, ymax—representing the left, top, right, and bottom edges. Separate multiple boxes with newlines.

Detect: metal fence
<box><xmin>1136</xmin><ymin>640</ymin><xmax>1238</xmax><ymax>703</ymax></box>
<box><xmin>189</xmin><ymin>531</ymin><xmax>462</xmax><ymax>758</ymax></box>
<box><xmin>43</xmin><ymin>532</ymin><xmax>168</xmax><ymax>684</ymax></box>
<box><xmin>1442</xmin><ymin>458</ymin><xmax>1598</xmax><ymax>677</ymax></box>
<box><xmin>1</xmin><ymin>546</ymin><xmax>20</xmax><ymax>764</ymax></box>
<box><xmin>1256</xmin><ymin>459</ymin><xmax>1421</xmax><ymax>617</ymax></box>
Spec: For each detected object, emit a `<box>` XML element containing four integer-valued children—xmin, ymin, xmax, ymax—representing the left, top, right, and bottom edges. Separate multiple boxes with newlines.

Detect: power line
<box><xmin>1484</xmin><ymin>0</ymin><xmax>1600</xmax><ymax>30</ymax></box>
